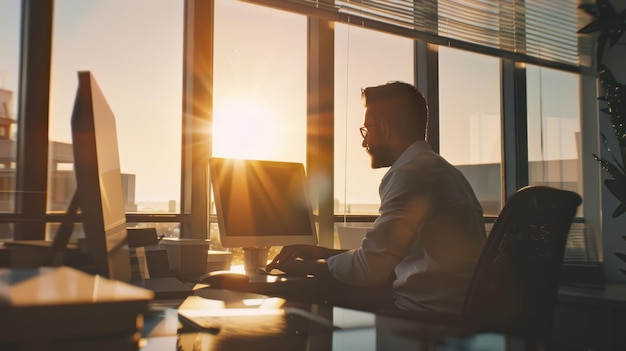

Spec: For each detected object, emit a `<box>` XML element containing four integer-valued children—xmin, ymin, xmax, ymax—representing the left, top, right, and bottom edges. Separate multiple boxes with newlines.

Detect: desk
<box><xmin>0</xmin><ymin>265</ymin><xmax>552</xmax><ymax>350</ymax></box>
<box><xmin>138</xmin><ymin>286</ymin><xmax>546</xmax><ymax>351</ymax></box>
<box><xmin>552</xmin><ymin>283</ymin><xmax>626</xmax><ymax>351</ymax></box>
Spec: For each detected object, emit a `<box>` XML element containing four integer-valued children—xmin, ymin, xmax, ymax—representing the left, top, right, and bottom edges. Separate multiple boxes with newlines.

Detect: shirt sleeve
<box><xmin>327</xmin><ymin>166</ymin><xmax>431</xmax><ymax>286</ymax></box>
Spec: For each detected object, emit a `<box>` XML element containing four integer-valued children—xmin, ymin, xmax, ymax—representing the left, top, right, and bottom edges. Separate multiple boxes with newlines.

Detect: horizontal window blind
<box><xmin>242</xmin><ymin>0</ymin><xmax>588</xmax><ymax>69</ymax></box>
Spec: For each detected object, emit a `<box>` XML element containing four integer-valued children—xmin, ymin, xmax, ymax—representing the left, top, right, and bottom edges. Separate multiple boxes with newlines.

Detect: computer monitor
<box><xmin>69</xmin><ymin>71</ymin><xmax>131</xmax><ymax>282</ymax></box>
<box><xmin>209</xmin><ymin>158</ymin><xmax>318</xmax><ymax>253</ymax></box>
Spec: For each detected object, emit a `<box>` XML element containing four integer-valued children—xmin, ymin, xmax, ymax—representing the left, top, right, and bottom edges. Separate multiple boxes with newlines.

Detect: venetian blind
<box><xmin>243</xmin><ymin>0</ymin><xmax>587</xmax><ymax>68</ymax></box>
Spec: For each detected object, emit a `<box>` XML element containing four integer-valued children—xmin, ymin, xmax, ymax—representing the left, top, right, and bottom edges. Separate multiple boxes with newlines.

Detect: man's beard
<box><xmin>367</xmin><ymin>144</ymin><xmax>394</xmax><ymax>168</ymax></box>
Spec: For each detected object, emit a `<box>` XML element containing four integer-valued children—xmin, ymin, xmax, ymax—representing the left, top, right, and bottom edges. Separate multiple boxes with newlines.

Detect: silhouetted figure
<box><xmin>267</xmin><ymin>81</ymin><xmax>486</xmax><ymax>313</ymax></box>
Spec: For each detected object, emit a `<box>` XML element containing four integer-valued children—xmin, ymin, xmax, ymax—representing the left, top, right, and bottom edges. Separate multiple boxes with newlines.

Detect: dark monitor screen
<box><xmin>71</xmin><ymin>71</ymin><xmax>131</xmax><ymax>281</ymax></box>
<box><xmin>209</xmin><ymin>158</ymin><xmax>318</xmax><ymax>249</ymax></box>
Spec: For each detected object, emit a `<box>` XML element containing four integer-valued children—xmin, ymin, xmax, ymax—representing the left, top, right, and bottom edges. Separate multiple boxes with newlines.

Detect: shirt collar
<box><xmin>390</xmin><ymin>140</ymin><xmax>432</xmax><ymax>171</ymax></box>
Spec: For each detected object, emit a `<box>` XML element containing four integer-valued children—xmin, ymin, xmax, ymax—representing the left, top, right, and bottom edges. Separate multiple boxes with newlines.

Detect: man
<box><xmin>266</xmin><ymin>81</ymin><xmax>486</xmax><ymax>313</ymax></box>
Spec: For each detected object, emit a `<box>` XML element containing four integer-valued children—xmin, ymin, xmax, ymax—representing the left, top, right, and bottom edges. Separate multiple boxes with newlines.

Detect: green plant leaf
<box><xmin>599</xmin><ymin>66</ymin><xmax>626</xmax><ymax>149</ymax></box>
<box><xmin>615</xmin><ymin>252</ymin><xmax>626</xmax><ymax>263</ymax></box>
<box><xmin>613</xmin><ymin>203</ymin><xmax>626</xmax><ymax>218</ymax></box>
<box><xmin>579</xmin><ymin>0</ymin><xmax>625</xmax><ymax>65</ymax></box>
<box><xmin>606</xmin><ymin>179</ymin><xmax>626</xmax><ymax>200</ymax></box>
<box><xmin>598</xmin><ymin>134</ymin><xmax>625</xmax><ymax>173</ymax></box>
<box><xmin>596</xmin><ymin>156</ymin><xmax>626</xmax><ymax>184</ymax></box>
<box><xmin>577</xmin><ymin>4</ymin><xmax>599</xmax><ymax>18</ymax></box>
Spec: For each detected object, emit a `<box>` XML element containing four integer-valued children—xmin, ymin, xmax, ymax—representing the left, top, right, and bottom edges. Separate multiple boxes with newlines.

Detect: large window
<box><xmin>0</xmin><ymin>0</ymin><xmax>21</xmax><ymax>221</ymax></box>
<box><xmin>439</xmin><ymin>46</ymin><xmax>502</xmax><ymax>216</ymax></box>
<box><xmin>334</xmin><ymin>24</ymin><xmax>414</xmax><ymax>216</ymax></box>
<box><xmin>6</xmin><ymin>0</ymin><xmax>589</xmax><ymax>246</ymax></box>
<box><xmin>47</xmin><ymin>0</ymin><xmax>183</xmax><ymax>239</ymax></box>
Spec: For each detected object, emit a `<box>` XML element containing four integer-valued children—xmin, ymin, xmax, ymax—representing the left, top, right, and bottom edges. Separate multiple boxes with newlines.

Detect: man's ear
<box><xmin>380</xmin><ymin>119</ymin><xmax>391</xmax><ymax>139</ymax></box>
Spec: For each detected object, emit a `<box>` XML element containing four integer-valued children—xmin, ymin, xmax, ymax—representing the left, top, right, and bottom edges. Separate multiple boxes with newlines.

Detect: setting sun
<box><xmin>212</xmin><ymin>99</ymin><xmax>280</xmax><ymax>160</ymax></box>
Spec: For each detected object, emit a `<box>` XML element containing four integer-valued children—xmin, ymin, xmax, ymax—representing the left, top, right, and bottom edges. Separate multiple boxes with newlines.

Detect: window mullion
<box><xmin>14</xmin><ymin>0</ymin><xmax>54</xmax><ymax>239</ymax></box>
<box><xmin>181</xmin><ymin>0</ymin><xmax>213</xmax><ymax>239</ymax></box>
<box><xmin>501</xmin><ymin>59</ymin><xmax>528</xmax><ymax>202</ymax></box>
<box><xmin>415</xmin><ymin>41</ymin><xmax>440</xmax><ymax>153</ymax></box>
<box><xmin>307</xmin><ymin>15</ymin><xmax>334</xmax><ymax>248</ymax></box>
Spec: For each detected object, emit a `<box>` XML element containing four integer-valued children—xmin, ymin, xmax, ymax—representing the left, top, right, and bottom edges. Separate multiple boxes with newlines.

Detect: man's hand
<box><xmin>266</xmin><ymin>245</ymin><xmax>346</xmax><ymax>277</ymax></box>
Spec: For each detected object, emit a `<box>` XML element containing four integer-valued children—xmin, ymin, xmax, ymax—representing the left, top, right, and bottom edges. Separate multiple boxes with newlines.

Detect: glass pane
<box><xmin>212</xmin><ymin>0</ymin><xmax>307</xmax><ymax>164</ymax></box>
<box><xmin>0</xmin><ymin>0</ymin><xmax>20</xmax><ymax>209</ymax></box>
<box><xmin>334</xmin><ymin>24</ymin><xmax>414</xmax><ymax>216</ymax></box>
<box><xmin>0</xmin><ymin>0</ymin><xmax>20</xmax><ymax>239</ymax></box>
<box><xmin>526</xmin><ymin>65</ymin><xmax>582</xmax><ymax>206</ymax></box>
<box><xmin>49</xmin><ymin>0</ymin><xmax>183</xmax><ymax>215</ymax></box>
<box><xmin>439</xmin><ymin>46</ymin><xmax>502</xmax><ymax>216</ymax></box>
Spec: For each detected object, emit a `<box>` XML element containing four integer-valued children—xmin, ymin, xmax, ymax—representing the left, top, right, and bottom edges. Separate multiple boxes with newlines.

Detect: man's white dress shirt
<box><xmin>327</xmin><ymin>141</ymin><xmax>486</xmax><ymax>313</ymax></box>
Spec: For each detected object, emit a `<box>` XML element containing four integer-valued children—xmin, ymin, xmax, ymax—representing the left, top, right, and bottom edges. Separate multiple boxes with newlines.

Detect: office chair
<box><xmin>380</xmin><ymin>185</ymin><xmax>582</xmax><ymax>340</ymax></box>
<box><xmin>462</xmin><ymin>185</ymin><xmax>581</xmax><ymax>337</ymax></box>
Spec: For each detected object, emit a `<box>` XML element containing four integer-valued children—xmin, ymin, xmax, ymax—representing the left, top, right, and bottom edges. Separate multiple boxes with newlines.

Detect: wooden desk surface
<box><xmin>0</xmin><ymin>265</ymin><xmax>557</xmax><ymax>350</ymax></box>
<box><xmin>139</xmin><ymin>287</ymin><xmax>546</xmax><ymax>351</ymax></box>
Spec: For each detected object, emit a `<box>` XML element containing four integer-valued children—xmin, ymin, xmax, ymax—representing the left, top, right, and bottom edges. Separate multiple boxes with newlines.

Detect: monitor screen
<box><xmin>209</xmin><ymin>158</ymin><xmax>318</xmax><ymax>249</ymax></box>
<box><xmin>71</xmin><ymin>71</ymin><xmax>131</xmax><ymax>282</ymax></box>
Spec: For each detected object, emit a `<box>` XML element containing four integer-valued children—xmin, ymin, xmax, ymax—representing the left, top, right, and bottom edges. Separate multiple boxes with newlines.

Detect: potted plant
<box><xmin>579</xmin><ymin>0</ymin><xmax>626</xmax><ymax>274</ymax></box>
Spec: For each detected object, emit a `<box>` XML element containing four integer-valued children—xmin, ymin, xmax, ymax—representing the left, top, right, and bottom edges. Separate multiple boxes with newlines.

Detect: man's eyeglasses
<box><xmin>360</xmin><ymin>126</ymin><xmax>369</xmax><ymax>139</ymax></box>
<box><xmin>360</xmin><ymin>124</ymin><xmax>378</xmax><ymax>138</ymax></box>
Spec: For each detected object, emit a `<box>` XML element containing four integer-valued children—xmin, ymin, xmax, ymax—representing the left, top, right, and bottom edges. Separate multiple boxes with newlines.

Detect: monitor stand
<box><xmin>48</xmin><ymin>191</ymin><xmax>80</xmax><ymax>265</ymax></box>
<box><xmin>242</xmin><ymin>247</ymin><xmax>270</xmax><ymax>273</ymax></box>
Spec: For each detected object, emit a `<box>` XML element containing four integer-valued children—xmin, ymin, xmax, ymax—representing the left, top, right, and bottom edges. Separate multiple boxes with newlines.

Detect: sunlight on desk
<box><xmin>1</xmin><ymin>266</ymin><xmax>152</xmax><ymax>350</ymax></box>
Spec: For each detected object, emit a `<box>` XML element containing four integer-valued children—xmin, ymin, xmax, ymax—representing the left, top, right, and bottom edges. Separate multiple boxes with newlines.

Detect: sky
<box><xmin>50</xmin><ymin>0</ymin><xmax>184</xmax><ymax>204</ymax></box>
<box><xmin>1</xmin><ymin>0</ymin><xmax>184</xmax><ymax>204</ymax></box>
<box><xmin>0</xmin><ymin>1</ymin><xmax>20</xmax><ymax>95</ymax></box>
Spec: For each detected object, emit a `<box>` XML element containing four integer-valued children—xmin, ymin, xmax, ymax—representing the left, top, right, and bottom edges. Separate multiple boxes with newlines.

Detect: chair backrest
<box><xmin>461</xmin><ymin>185</ymin><xmax>582</xmax><ymax>338</ymax></box>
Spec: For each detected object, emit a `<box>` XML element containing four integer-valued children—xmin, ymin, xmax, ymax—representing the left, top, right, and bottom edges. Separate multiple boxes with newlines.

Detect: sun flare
<box><xmin>212</xmin><ymin>99</ymin><xmax>279</xmax><ymax>160</ymax></box>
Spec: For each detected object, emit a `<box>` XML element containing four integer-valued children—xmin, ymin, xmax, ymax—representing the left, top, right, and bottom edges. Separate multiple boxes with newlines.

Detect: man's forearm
<box><xmin>321</xmin><ymin>247</ymin><xmax>348</xmax><ymax>258</ymax></box>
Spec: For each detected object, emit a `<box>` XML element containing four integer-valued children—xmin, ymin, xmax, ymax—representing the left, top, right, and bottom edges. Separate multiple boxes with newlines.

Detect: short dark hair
<box><xmin>361</xmin><ymin>81</ymin><xmax>428</xmax><ymax>141</ymax></box>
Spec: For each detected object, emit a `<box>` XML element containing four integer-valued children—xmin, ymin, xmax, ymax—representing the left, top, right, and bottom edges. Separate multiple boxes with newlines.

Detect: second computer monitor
<box><xmin>209</xmin><ymin>158</ymin><xmax>318</xmax><ymax>250</ymax></box>
<box><xmin>71</xmin><ymin>71</ymin><xmax>131</xmax><ymax>282</ymax></box>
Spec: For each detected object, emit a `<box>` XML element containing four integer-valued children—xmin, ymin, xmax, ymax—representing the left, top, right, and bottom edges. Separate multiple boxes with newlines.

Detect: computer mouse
<box><xmin>200</xmin><ymin>270</ymin><xmax>250</xmax><ymax>288</ymax></box>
